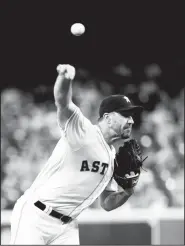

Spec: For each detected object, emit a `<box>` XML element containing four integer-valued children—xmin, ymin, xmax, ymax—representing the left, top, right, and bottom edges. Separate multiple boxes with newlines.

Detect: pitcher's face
<box><xmin>109</xmin><ymin>112</ymin><xmax>134</xmax><ymax>140</ymax></box>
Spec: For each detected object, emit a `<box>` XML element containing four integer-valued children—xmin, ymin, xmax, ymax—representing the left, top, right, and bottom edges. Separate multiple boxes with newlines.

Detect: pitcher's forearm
<box><xmin>54</xmin><ymin>74</ymin><xmax>72</xmax><ymax>107</ymax></box>
<box><xmin>102</xmin><ymin>188</ymin><xmax>134</xmax><ymax>211</ymax></box>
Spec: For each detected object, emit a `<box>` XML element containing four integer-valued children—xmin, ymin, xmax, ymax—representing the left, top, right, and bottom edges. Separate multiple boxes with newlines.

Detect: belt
<box><xmin>34</xmin><ymin>201</ymin><xmax>72</xmax><ymax>223</ymax></box>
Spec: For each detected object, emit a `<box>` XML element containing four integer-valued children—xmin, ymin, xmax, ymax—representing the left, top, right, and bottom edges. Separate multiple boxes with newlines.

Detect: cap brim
<box><xmin>117</xmin><ymin>106</ymin><xmax>144</xmax><ymax>116</ymax></box>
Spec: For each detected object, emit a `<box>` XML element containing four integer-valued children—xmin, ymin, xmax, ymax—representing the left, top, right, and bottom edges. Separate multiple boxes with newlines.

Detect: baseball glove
<box><xmin>113</xmin><ymin>139</ymin><xmax>148</xmax><ymax>189</ymax></box>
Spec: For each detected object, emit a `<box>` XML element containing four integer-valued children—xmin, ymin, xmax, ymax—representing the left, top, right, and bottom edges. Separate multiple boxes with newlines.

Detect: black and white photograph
<box><xmin>1</xmin><ymin>1</ymin><xmax>184</xmax><ymax>245</ymax></box>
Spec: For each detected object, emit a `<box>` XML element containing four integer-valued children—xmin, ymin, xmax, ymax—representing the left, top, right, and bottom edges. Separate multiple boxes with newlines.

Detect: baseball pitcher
<box><xmin>10</xmin><ymin>64</ymin><xmax>146</xmax><ymax>245</ymax></box>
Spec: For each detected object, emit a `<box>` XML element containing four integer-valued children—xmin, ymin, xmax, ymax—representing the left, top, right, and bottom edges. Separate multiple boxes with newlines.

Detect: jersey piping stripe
<box><xmin>11</xmin><ymin>200</ymin><xmax>28</xmax><ymax>244</ymax></box>
<box><xmin>67</xmin><ymin>126</ymin><xmax>114</xmax><ymax>219</ymax></box>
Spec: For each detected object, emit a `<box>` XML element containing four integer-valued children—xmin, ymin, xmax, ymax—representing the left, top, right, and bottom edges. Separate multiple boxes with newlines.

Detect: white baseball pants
<box><xmin>10</xmin><ymin>197</ymin><xmax>80</xmax><ymax>245</ymax></box>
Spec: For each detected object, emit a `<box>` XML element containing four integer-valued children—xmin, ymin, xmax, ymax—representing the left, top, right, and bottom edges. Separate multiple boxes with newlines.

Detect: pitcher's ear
<box><xmin>103</xmin><ymin>113</ymin><xmax>111</xmax><ymax>125</ymax></box>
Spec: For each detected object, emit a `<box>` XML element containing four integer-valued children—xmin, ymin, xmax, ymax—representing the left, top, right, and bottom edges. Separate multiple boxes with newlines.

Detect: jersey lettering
<box><xmin>80</xmin><ymin>160</ymin><xmax>90</xmax><ymax>171</ymax></box>
<box><xmin>91</xmin><ymin>161</ymin><xmax>100</xmax><ymax>172</ymax></box>
<box><xmin>80</xmin><ymin>161</ymin><xmax>109</xmax><ymax>175</ymax></box>
<box><xmin>100</xmin><ymin>163</ymin><xmax>109</xmax><ymax>175</ymax></box>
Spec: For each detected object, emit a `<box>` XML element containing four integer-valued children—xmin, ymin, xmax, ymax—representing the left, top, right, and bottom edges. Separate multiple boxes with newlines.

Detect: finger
<box><xmin>125</xmin><ymin>173</ymin><xmax>139</xmax><ymax>179</ymax></box>
<box><xmin>57</xmin><ymin>64</ymin><xmax>67</xmax><ymax>74</ymax></box>
<box><xmin>130</xmin><ymin>171</ymin><xmax>135</xmax><ymax>176</ymax></box>
<box><xmin>133</xmin><ymin>173</ymin><xmax>139</xmax><ymax>178</ymax></box>
<box><xmin>67</xmin><ymin>65</ymin><xmax>75</xmax><ymax>80</ymax></box>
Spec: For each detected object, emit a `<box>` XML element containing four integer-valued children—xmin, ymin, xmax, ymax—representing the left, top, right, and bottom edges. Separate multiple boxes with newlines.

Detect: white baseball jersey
<box><xmin>23</xmin><ymin>105</ymin><xmax>118</xmax><ymax>219</ymax></box>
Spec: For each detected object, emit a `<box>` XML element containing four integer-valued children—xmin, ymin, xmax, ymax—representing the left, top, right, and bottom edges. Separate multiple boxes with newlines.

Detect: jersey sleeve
<box><xmin>105</xmin><ymin>177</ymin><xmax>119</xmax><ymax>192</ymax></box>
<box><xmin>61</xmin><ymin>105</ymin><xmax>93</xmax><ymax>150</ymax></box>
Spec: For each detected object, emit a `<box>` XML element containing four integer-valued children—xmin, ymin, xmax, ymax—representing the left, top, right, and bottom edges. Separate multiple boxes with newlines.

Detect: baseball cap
<box><xmin>99</xmin><ymin>95</ymin><xmax>143</xmax><ymax>118</ymax></box>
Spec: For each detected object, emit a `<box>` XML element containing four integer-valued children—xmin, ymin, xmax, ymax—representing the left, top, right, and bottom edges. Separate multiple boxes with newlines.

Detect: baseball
<box><xmin>70</xmin><ymin>23</ymin><xmax>85</xmax><ymax>36</ymax></box>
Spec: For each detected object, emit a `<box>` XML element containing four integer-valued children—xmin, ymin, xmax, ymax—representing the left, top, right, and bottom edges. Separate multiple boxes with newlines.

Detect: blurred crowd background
<box><xmin>1</xmin><ymin>63</ymin><xmax>184</xmax><ymax>211</ymax></box>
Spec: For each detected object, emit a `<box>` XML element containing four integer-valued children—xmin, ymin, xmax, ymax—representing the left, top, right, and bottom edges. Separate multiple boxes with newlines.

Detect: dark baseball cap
<box><xmin>99</xmin><ymin>95</ymin><xmax>143</xmax><ymax>118</ymax></box>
